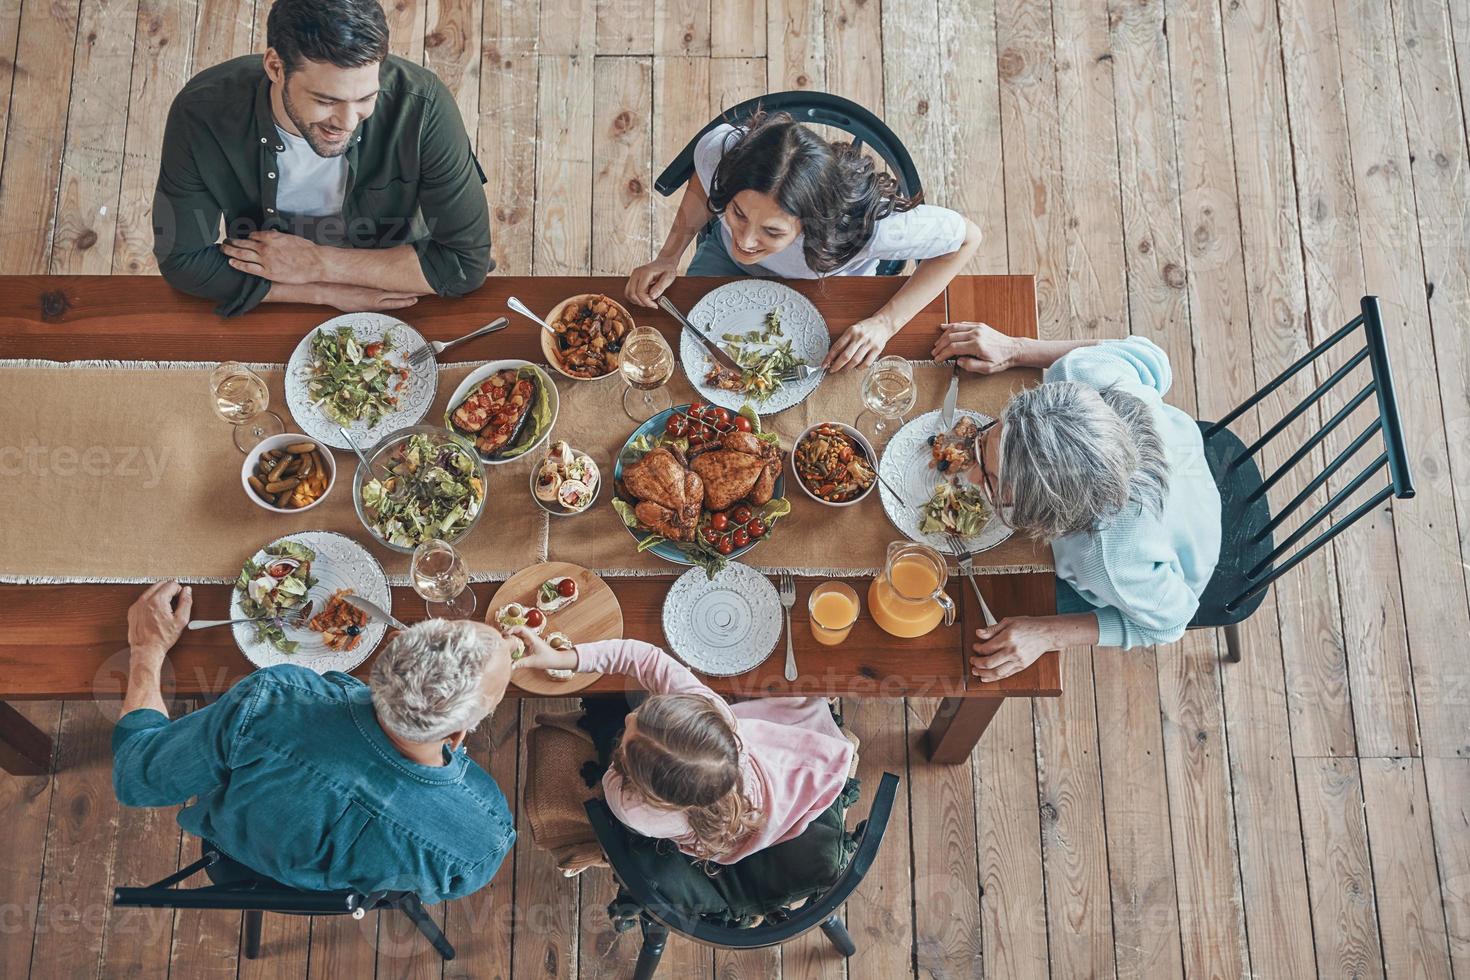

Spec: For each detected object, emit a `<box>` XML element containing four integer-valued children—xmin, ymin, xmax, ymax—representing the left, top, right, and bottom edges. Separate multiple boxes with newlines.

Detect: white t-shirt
<box><xmin>274</xmin><ymin>125</ymin><xmax>348</xmax><ymax>218</ymax></box>
<box><xmin>691</xmin><ymin>124</ymin><xmax>967</xmax><ymax>278</ymax></box>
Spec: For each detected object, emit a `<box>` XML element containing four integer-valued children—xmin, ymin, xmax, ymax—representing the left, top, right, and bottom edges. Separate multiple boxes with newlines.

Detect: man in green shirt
<box><xmin>152</xmin><ymin>0</ymin><xmax>492</xmax><ymax>317</ymax></box>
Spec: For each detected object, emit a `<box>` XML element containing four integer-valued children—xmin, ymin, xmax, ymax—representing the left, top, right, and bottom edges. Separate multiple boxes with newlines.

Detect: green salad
<box><xmin>361</xmin><ymin>433</ymin><xmax>484</xmax><ymax>548</ymax></box>
<box><xmin>307</xmin><ymin>325</ymin><xmax>409</xmax><ymax>426</ymax></box>
<box><xmin>919</xmin><ymin>482</ymin><xmax>992</xmax><ymax>538</ymax></box>
<box><xmin>235</xmin><ymin>540</ymin><xmax>318</xmax><ymax>654</ymax></box>
<box><xmin>706</xmin><ymin>309</ymin><xmax>805</xmax><ymax>402</ymax></box>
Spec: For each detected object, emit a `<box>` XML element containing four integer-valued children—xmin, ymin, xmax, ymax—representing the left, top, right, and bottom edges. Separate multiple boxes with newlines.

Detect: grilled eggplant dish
<box><xmin>448</xmin><ymin>366</ymin><xmax>554</xmax><ymax>462</ymax></box>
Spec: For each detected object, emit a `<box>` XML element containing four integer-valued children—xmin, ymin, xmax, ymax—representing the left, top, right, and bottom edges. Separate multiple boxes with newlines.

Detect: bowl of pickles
<box><xmin>241</xmin><ymin>434</ymin><xmax>337</xmax><ymax>513</ymax></box>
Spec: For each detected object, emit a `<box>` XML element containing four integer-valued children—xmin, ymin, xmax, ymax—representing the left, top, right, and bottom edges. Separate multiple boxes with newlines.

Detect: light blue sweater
<box><xmin>1046</xmin><ymin>337</ymin><xmax>1221</xmax><ymax>649</ymax></box>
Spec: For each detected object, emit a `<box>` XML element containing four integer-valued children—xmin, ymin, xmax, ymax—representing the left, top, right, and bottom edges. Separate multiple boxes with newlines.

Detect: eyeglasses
<box><xmin>970</xmin><ymin>419</ymin><xmax>1000</xmax><ymax>506</ymax></box>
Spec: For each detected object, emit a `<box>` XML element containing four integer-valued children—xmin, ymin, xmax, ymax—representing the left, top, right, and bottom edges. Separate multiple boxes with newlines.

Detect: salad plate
<box><xmin>610</xmin><ymin>402</ymin><xmax>791</xmax><ymax>576</ymax></box>
<box><xmin>229</xmin><ymin>530</ymin><xmax>391</xmax><ymax>673</ymax></box>
<box><xmin>680</xmin><ymin>280</ymin><xmax>828</xmax><ymax>416</ymax></box>
<box><xmin>285</xmin><ymin>313</ymin><xmax>437</xmax><ymax>450</ymax></box>
<box><xmin>877</xmin><ymin>409</ymin><xmax>1014</xmax><ymax>554</ymax></box>
<box><xmin>661</xmin><ymin>563</ymin><xmax>782</xmax><ymax>676</ymax></box>
<box><xmin>352</xmin><ymin>425</ymin><xmax>486</xmax><ymax>552</ymax></box>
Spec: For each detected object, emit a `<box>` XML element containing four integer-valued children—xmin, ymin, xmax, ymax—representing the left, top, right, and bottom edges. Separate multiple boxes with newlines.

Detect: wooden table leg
<box><xmin>0</xmin><ymin>700</ymin><xmax>54</xmax><ymax>775</ymax></box>
<box><xmin>924</xmin><ymin>697</ymin><xmax>1004</xmax><ymax>764</ymax></box>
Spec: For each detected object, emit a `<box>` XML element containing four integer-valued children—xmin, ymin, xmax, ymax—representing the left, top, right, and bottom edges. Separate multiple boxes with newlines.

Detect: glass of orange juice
<box><xmin>809</xmin><ymin>581</ymin><xmax>860</xmax><ymax>645</ymax></box>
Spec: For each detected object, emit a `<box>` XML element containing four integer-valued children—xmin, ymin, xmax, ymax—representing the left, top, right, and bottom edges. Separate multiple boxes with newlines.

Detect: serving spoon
<box><xmin>506</xmin><ymin>296</ymin><xmax>558</xmax><ymax>337</ymax></box>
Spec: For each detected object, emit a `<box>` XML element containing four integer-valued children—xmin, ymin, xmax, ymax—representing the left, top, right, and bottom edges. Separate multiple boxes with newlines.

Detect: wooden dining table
<box><xmin>0</xmin><ymin>274</ymin><xmax>1060</xmax><ymax>774</ymax></box>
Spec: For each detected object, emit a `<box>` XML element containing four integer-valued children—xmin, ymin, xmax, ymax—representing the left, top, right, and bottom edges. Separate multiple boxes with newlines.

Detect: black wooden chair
<box><xmin>654</xmin><ymin>91</ymin><xmax>922</xmax><ymax>276</ymax></box>
<box><xmin>1189</xmin><ymin>295</ymin><xmax>1415</xmax><ymax>662</ymax></box>
<box><xmin>585</xmin><ymin>771</ymin><xmax>900</xmax><ymax>979</ymax></box>
<box><xmin>112</xmin><ymin>846</ymin><xmax>455</xmax><ymax>961</ymax></box>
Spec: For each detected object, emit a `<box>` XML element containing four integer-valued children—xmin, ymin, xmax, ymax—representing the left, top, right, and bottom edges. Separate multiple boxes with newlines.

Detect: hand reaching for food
<box><xmin>508</xmin><ymin>626</ymin><xmax>577</xmax><ymax>673</ymax></box>
<box><xmin>626</xmin><ymin>256</ymin><xmax>680</xmax><ymax>308</ymax></box>
<box><xmin>822</xmin><ymin>315</ymin><xmax>897</xmax><ymax>372</ymax></box>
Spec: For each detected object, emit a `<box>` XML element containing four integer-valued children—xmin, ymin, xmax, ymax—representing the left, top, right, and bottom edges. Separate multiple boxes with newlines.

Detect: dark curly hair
<box><xmin>705</xmin><ymin>110</ymin><xmax>920</xmax><ymax>274</ymax></box>
<box><xmin>266</xmin><ymin>0</ymin><xmax>389</xmax><ymax>75</ymax></box>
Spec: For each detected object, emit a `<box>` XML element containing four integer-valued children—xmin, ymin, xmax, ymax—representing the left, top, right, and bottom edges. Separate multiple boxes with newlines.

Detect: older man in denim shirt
<box><xmin>112</xmin><ymin>581</ymin><xmax>515</xmax><ymax>903</ymax></box>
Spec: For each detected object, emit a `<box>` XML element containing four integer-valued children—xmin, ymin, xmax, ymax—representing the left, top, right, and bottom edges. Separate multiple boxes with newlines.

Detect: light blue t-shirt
<box><xmin>1046</xmin><ymin>337</ymin><xmax>1222</xmax><ymax>649</ymax></box>
<box><xmin>113</xmin><ymin>664</ymin><xmax>513</xmax><ymax>903</ymax></box>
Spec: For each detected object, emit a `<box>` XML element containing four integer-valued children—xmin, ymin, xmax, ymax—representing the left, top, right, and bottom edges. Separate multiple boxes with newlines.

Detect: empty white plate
<box><xmin>661</xmin><ymin>563</ymin><xmax>783</xmax><ymax>676</ymax></box>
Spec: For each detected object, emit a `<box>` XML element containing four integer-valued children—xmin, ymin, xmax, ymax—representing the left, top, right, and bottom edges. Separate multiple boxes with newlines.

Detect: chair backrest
<box><xmin>112</xmin><ymin>851</ymin><xmax>373</xmax><ymax>916</ymax></box>
<box><xmin>1201</xmin><ymin>294</ymin><xmax>1415</xmax><ymax>614</ymax></box>
<box><xmin>585</xmin><ymin>771</ymin><xmax>900</xmax><ymax>949</ymax></box>
<box><xmin>653</xmin><ymin>92</ymin><xmax>922</xmax><ymax>277</ymax></box>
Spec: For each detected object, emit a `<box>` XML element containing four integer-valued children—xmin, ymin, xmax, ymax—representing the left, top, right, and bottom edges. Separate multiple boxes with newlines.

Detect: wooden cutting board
<box><xmin>487</xmin><ymin>560</ymin><xmax>622</xmax><ymax>694</ymax></box>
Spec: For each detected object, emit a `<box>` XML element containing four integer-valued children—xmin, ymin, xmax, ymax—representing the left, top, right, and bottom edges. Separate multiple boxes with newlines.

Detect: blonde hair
<box><xmin>612</xmin><ymin>694</ymin><xmax>765</xmax><ymax>863</ymax></box>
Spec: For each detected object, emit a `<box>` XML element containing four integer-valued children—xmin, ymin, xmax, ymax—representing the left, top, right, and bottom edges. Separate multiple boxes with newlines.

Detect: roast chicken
<box><xmin>691</xmin><ymin>431</ymin><xmax>781</xmax><ymax>512</ymax></box>
<box><xmin>622</xmin><ymin>446</ymin><xmax>704</xmax><ymax>541</ymax></box>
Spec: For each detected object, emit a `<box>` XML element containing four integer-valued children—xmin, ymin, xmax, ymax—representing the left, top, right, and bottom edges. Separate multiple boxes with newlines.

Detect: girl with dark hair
<box><xmin>626</xmin><ymin>110</ymin><xmax>983</xmax><ymax>371</ymax></box>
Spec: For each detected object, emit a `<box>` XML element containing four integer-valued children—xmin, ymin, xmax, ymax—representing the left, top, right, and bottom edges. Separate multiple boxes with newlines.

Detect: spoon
<box><xmin>506</xmin><ymin>296</ymin><xmax>558</xmax><ymax>337</ymax></box>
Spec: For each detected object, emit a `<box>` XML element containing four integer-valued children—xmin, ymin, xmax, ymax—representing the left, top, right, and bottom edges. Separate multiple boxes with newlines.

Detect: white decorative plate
<box><xmin>680</xmin><ymin>280</ymin><xmax>829</xmax><ymax>416</ymax></box>
<box><xmin>230</xmin><ymin>530</ymin><xmax>391</xmax><ymax>673</ymax></box>
<box><xmin>661</xmin><ymin>563</ymin><xmax>783</xmax><ymax>676</ymax></box>
<box><xmin>878</xmin><ymin>409</ymin><xmax>1015</xmax><ymax>554</ymax></box>
<box><xmin>285</xmin><ymin>313</ymin><xmax>437</xmax><ymax>450</ymax></box>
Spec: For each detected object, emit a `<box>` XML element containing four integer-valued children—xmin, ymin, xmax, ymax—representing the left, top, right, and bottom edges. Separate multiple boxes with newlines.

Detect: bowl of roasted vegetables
<box><xmin>444</xmin><ymin>359</ymin><xmax>559</xmax><ymax>465</ymax></box>
<box><xmin>241</xmin><ymin>434</ymin><xmax>337</xmax><ymax>513</ymax></box>
<box><xmin>351</xmin><ymin>426</ymin><xmax>487</xmax><ymax>552</ymax></box>
<box><xmin>540</xmin><ymin>293</ymin><xmax>634</xmax><ymax>380</ymax></box>
<box><xmin>791</xmin><ymin>422</ymin><xmax>877</xmax><ymax>507</ymax></box>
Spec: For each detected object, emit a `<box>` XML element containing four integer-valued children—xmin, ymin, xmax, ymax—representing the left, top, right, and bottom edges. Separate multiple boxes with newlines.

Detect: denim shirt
<box><xmin>112</xmin><ymin>665</ymin><xmax>513</xmax><ymax>904</ymax></box>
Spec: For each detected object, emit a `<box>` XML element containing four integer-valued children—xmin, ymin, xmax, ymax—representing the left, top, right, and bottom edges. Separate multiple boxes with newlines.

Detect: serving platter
<box><xmin>661</xmin><ymin>563</ymin><xmax>782</xmax><ymax>676</ymax></box>
<box><xmin>285</xmin><ymin>312</ymin><xmax>437</xmax><ymax>450</ymax></box>
<box><xmin>488</xmin><ymin>560</ymin><xmax>619</xmax><ymax>694</ymax></box>
<box><xmin>877</xmin><ymin>409</ymin><xmax>1014</xmax><ymax>554</ymax></box>
<box><xmin>442</xmin><ymin>359</ymin><xmax>560</xmax><ymax>465</ymax></box>
<box><xmin>680</xmin><ymin>280</ymin><xmax>829</xmax><ymax>416</ymax></box>
<box><xmin>229</xmin><ymin>530</ymin><xmax>390</xmax><ymax>673</ymax></box>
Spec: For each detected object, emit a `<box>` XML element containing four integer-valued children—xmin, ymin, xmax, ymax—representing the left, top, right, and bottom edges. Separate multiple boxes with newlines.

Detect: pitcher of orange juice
<box><xmin>868</xmin><ymin>541</ymin><xmax>956</xmax><ymax>638</ymax></box>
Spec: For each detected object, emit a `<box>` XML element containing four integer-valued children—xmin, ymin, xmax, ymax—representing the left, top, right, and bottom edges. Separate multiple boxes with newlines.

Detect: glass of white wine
<box><xmin>619</xmin><ymin>325</ymin><xmax>675</xmax><ymax>422</ymax></box>
<box><xmin>209</xmin><ymin>361</ymin><xmax>284</xmax><ymax>452</ymax></box>
<box><xmin>858</xmin><ymin>355</ymin><xmax>917</xmax><ymax>444</ymax></box>
<box><xmin>411</xmin><ymin>539</ymin><xmax>476</xmax><ymax>619</ymax></box>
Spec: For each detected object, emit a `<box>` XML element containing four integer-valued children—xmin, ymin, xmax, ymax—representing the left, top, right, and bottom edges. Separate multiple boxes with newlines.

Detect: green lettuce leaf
<box><xmin>497</xmin><ymin>367</ymin><xmax>555</xmax><ymax>459</ymax></box>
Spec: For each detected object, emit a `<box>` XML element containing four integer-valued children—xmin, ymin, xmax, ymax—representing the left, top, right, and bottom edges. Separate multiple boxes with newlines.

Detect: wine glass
<box><xmin>411</xmin><ymin>539</ymin><xmax>477</xmax><ymax>619</ymax></box>
<box><xmin>209</xmin><ymin>361</ymin><xmax>284</xmax><ymax>452</ymax></box>
<box><xmin>858</xmin><ymin>356</ymin><xmax>917</xmax><ymax>445</ymax></box>
<box><xmin>619</xmin><ymin>325</ymin><xmax>674</xmax><ymax>422</ymax></box>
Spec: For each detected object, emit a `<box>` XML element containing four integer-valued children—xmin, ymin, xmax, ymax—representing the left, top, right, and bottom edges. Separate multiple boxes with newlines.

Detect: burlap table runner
<box><xmin>0</xmin><ymin>359</ymin><xmax>1051</xmax><ymax>584</ymax></box>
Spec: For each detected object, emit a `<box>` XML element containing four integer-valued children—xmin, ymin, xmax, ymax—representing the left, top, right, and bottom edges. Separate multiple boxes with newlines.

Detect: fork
<box><xmin>946</xmin><ymin>532</ymin><xmax>998</xmax><ymax>628</ymax></box>
<box><xmin>778</xmin><ymin>573</ymin><xmax>798</xmax><ymax>681</ymax></box>
<box><xmin>780</xmin><ymin>363</ymin><xmax>820</xmax><ymax>384</ymax></box>
<box><xmin>408</xmin><ymin>317</ymin><xmax>510</xmax><ymax>367</ymax></box>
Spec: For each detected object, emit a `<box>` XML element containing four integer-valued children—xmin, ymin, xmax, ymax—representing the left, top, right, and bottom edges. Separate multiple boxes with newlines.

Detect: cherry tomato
<box><xmin>748</xmin><ymin>519</ymin><xmax>766</xmax><ymax>538</ymax></box>
<box><xmin>733</xmin><ymin>528</ymin><xmax>750</xmax><ymax>548</ymax></box>
<box><xmin>700</xmin><ymin>424</ymin><xmax>718</xmax><ymax>443</ymax></box>
<box><xmin>689</xmin><ymin>401</ymin><xmax>705</xmax><ymax>415</ymax></box>
<box><xmin>665</xmin><ymin>415</ymin><xmax>687</xmax><ymax>437</ymax></box>
<box><xmin>557</xmin><ymin>577</ymin><xmax>577</xmax><ymax>597</ymax></box>
<box><xmin>711</xmin><ymin>512</ymin><xmax>729</xmax><ymax>531</ymax></box>
<box><xmin>732</xmin><ymin>504</ymin><xmax>753</xmax><ymax>524</ymax></box>
<box><xmin>364</xmin><ymin>342</ymin><xmax>383</xmax><ymax>358</ymax></box>
<box><xmin>526</xmin><ymin>608</ymin><xmax>545</xmax><ymax>628</ymax></box>
<box><xmin>714</xmin><ymin>408</ymin><xmax>731</xmax><ymax>425</ymax></box>
<box><xmin>716</xmin><ymin>538</ymin><xmax>734</xmax><ymax>555</ymax></box>
<box><xmin>734</xmin><ymin>415</ymin><xmax>753</xmax><ymax>432</ymax></box>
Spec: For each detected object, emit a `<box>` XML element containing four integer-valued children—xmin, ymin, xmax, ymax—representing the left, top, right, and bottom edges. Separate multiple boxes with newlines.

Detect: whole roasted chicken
<box><xmin>622</xmin><ymin>446</ymin><xmax>704</xmax><ymax>541</ymax></box>
<box><xmin>691</xmin><ymin>431</ymin><xmax>781</xmax><ymax>512</ymax></box>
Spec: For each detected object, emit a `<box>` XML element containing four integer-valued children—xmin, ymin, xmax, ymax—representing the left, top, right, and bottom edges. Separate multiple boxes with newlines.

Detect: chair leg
<box><xmin>633</xmin><ymin>915</ymin><xmax>669</xmax><ymax>980</ymax></box>
<box><xmin>398</xmin><ymin>894</ymin><xmax>456</xmax><ymax>961</ymax></box>
<box><xmin>242</xmin><ymin>909</ymin><xmax>263</xmax><ymax>959</ymax></box>
<box><xmin>1222</xmin><ymin>623</ymin><xmax>1243</xmax><ymax>664</ymax></box>
<box><xmin>819</xmin><ymin>913</ymin><xmax>856</xmax><ymax>958</ymax></box>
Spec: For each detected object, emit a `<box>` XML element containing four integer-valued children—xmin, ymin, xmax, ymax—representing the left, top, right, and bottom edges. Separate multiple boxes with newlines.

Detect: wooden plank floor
<box><xmin>2</xmin><ymin>0</ymin><xmax>1468</xmax><ymax>976</ymax></box>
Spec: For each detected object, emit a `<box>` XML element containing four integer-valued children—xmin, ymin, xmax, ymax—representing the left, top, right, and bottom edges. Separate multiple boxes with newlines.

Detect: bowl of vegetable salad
<box><xmin>351</xmin><ymin>426</ymin><xmax>487</xmax><ymax>553</ymax></box>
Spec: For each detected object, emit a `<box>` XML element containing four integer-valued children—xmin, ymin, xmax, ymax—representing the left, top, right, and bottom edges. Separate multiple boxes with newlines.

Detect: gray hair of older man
<box><xmin>998</xmin><ymin>381</ymin><xmax>1170</xmax><ymax>540</ymax></box>
<box><xmin>370</xmin><ymin>619</ymin><xmax>500</xmax><ymax>742</ymax></box>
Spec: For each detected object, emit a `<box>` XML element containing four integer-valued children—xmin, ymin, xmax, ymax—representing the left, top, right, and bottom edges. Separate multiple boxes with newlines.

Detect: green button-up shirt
<box><xmin>152</xmin><ymin>55</ymin><xmax>492</xmax><ymax>317</ymax></box>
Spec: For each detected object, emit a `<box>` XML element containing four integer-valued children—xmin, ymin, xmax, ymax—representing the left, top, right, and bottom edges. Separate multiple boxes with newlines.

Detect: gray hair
<box><xmin>370</xmin><ymin>620</ymin><xmax>498</xmax><ymax>742</ymax></box>
<box><xmin>998</xmin><ymin>381</ymin><xmax>1169</xmax><ymax>540</ymax></box>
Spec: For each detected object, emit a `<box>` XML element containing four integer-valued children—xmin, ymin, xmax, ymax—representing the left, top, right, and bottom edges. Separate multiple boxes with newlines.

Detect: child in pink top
<box><xmin>514</xmin><ymin>632</ymin><xmax>854</xmax><ymax>865</ymax></box>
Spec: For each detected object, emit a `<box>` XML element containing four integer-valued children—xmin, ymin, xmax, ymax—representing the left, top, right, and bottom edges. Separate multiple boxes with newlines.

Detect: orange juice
<box><xmin>809</xmin><ymin>583</ymin><xmax>859</xmax><ymax>645</ymax></box>
<box><xmin>869</xmin><ymin>556</ymin><xmax>946</xmax><ymax>637</ymax></box>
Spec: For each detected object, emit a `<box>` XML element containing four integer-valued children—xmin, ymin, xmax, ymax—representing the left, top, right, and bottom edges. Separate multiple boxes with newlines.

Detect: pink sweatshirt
<box><xmin>575</xmin><ymin>639</ymin><xmax>855</xmax><ymax>864</ymax></box>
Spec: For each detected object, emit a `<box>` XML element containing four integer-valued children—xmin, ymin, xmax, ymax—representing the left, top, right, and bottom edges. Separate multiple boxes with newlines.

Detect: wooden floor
<box><xmin>2</xmin><ymin>0</ymin><xmax>1468</xmax><ymax>976</ymax></box>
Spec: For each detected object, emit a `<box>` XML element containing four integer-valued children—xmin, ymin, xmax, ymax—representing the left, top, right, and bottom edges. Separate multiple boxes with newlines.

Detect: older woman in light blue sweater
<box><xmin>932</xmin><ymin>325</ymin><xmax>1221</xmax><ymax>681</ymax></box>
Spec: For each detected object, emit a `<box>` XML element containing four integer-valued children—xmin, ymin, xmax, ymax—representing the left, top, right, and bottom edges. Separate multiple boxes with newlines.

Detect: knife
<box><xmin>657</xmin><ymin>295</ymin><xmax>743</xmax><ymax>374</ymax></box>
<box><xmin>343</xmin><ymin>594</ymin><xmax>409</xmax><ymax>632</ymax></box>
<box><xmin>940</xmin><ymin>357</ymin><xmax>961</xmax><ymax>432</ymax></box>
